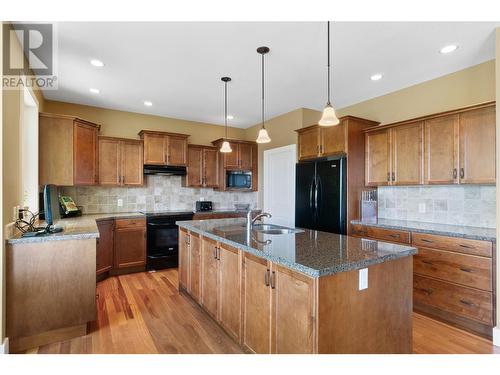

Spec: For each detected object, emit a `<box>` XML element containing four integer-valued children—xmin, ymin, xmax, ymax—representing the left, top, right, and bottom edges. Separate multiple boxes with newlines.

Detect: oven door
<box><xmin>147</xmin><ymin>222</ymin><xmax>179</xmax><ymax>257</ymax></box>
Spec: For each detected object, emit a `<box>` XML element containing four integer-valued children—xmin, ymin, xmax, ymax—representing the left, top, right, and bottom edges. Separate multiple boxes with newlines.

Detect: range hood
<box><xmin>143</xmin><ymin>164</ymin><xmax>187</xmax><ymax>176</ymax></box>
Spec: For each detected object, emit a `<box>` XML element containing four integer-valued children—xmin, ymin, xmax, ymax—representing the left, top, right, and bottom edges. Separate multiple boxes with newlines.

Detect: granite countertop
<box><xmin>6</xmin><ymin>212</ymin><xmax>145</xmax><ymax>245</ymax></box>
<box><xmin>177</xmin><ymin>218</ymin><xmax>417</xmax><ymax>278</ymax></box>
<box><xmin>350</xmin><ymin>218</ymin><xmax>496</xmax><ymax>242</ymax></box>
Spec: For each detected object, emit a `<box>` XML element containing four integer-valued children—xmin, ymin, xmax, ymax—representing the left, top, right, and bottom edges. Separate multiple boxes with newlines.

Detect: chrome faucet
<box><xmin>246</xmin><ymin>210</ymin><xmax>272</xmax><ymax>232</ymax></box>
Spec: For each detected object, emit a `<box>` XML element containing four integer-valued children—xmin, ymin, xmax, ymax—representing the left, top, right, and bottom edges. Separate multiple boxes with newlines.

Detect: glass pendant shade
<box><xmin>318</xmin><ymin>103</ymin><xmax>340</xmax><ymax>126</ymax></box>
<box><xmin>220</xmin><ymin>140</ymin><xmax>232</xmax><ymax>153</ymax></box>
<box><xmin>256</xmin><ymin>128</ymin><xmax>271</xmax><ymax>143</ymax></box>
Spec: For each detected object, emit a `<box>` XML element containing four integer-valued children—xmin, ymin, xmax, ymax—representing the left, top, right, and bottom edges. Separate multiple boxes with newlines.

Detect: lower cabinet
<box><xmin>350</xmin><ymin>223</ymin><xmax>496</xmax><ymax>337</ymax></box>
<box><xmin>179</xmin><ymin>228</ymin><xmax>190</xmax><ymax>290</ymax></box>
<box><xmin>96</xmin><ymin>219</ymin><xmax>114</xmax><ymax>275</ymax></box>
<box><xmin>96</xmin><ymin>217</ymin><xmax>146</xmax><ymax>279</ymax></box>
<box><xmin>114</xmin><ymin>218</ymin><xmax>147</xmax><ymax>269</ymax></box>
<box><xmin>188</xmin><ymin>232</ymin><xmax>201</xmax><ymax>302</ymax></box>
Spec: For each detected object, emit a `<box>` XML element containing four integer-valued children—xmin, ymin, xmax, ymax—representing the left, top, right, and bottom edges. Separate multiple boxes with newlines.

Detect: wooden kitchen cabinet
<box><xmin>296</xmin><ymin>123</ymin><xmax>346</xmax><ymax>161</ymax></box>
<box><xmin>201</xmin><ymin>236</ymin><xmax>219</xmax><ymax>319</ymax></box>
<box><xmin>139</xmin><ymin>130</ymin><xmax>189</xmax><ymax>166</ymax></box>
<box><xmin>365</xmin><ymin>129</ymin><xmax>390</xmax><ymax>186</ymax></box>
<box><xmin>241</xmin><ymin>253</ymin><xmax>316</xmax><ymax>354</ymax></box>
<box><xmin>183</xmin><ymin>145</ymin><xmax>219</xmax><ymax>188</ymax></box>
<box><xmin>459</xmin><ymin>106</ymin><xmax>496</xmax><ymax>184</ymax></box>
<box><xmin>179</xmin><ymin>228</ymin><xmax>190</xmax><ymax>290</ymax></box>
<box><xmin>96</xmin><ymin>219</ymin><xmax>114</xmax><ymax>275</ymax></box>
<box><xmin>365</xmin><ymin>102</ymin><xmax>495</xmax><ymax>187</ymax></box>
<box><xmin>242</xmin><ymin>253</ymin><xmax>272</xmax><ymax>353</ymax></box>
<box><xmin>272</xmin><ymin>264</ymin><xmax>316</xmax><ymax>354</ymax></box>
<box><xmin>365</xmin><ymin>122</ymin><xmax>423</xmax><ymax>187</ymax></box>
<box><xmin>188</xmin><ymin>233</ymin><xmax>201</xmax><ymax>303</ymax></box>
<box><xmin>199</xmin><ymin>237</ymin><xmax>242</xmax><ymax>340</ymax></box>
<box><xmin>39</xmin><ymin>113</ymin><xmax>100</xmax><ymax>186</ymax></box>
<box><xmin>114</xmin><ymin>218</ymin><xmax>146</xmax><ymax>269</ymax></box>
<box><xmin>424</xmin><ymin>114</ymin><xmax>459</xmax><ymax>184</ymax></box>
<box><xmin>211</xmin><ymin>138</ymin><xmax>258</xmax><ymax>191</ymax></box>
<box><xmin>98</xmin><ymin>137</ymin><xmax>143</xmax><ymax>186</ymax></box>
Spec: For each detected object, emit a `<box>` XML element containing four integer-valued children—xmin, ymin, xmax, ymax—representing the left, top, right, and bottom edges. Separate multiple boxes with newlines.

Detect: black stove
<box><xmin>142</xmin><ymin>211</ymin><xmax>194</xmax><ymax>270</ymax></box>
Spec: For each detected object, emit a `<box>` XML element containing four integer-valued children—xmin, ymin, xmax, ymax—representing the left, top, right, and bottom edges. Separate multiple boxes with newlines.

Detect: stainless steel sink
<box><xmin>251</xmin><ymin>224</ymin><xmax>302</xmax><ymax>235</ymax></box>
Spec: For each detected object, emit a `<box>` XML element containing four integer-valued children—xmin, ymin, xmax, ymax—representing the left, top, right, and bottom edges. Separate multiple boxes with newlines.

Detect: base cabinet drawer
<box><xmin>413</xmin><ymin>275</ymin><xmax>493</xmax><ymax>325</ymax></box>
<box><xmin>412</xmin><ymin>232</ymin><xmax>492</xmax><ymax>257</ymax></box>
<box><xmin>414</xmin><ymin>247</ymin><xmax>492</xmax><ymax>291</ymax></box>
<box><xmin>351</xmin><ymin>224</ymin><xmax>410</xmax><ymax>244</ymax></box>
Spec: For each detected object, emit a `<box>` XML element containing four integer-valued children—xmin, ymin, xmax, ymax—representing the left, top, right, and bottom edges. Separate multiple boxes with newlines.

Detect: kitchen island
<box><xmin>176</xmin><ymin>218</ymin><xmax>417</xmax><ymax>354</ymax></box>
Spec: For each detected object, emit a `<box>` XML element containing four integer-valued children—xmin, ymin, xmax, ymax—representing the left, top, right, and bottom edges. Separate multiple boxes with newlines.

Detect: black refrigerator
<box><xmin>295</xmin><ymin>157</ymin><xmax>347</xmax><ymax>234</ymax></box>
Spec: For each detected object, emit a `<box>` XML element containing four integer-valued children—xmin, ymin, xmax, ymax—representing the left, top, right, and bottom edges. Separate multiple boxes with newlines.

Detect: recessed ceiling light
<box><xmin>370</xmin><ymin>73</ymin><xmax>383</xmax><ymax>81</ymax></box>
<box><xmin>227</xmin><ymin>115</ymin><xmax>234</xmax><ymax>120</ymax></box>
<box><xmin>439</xmin><ymin>44</ymin><xmax>458</xmax><ymax>54</ymax></box>
<box><xmin>89</xmin><ymin>88</ymin><xmax>100</xmax><ymax>94</ymax></box>
<box><xmin>90</xmin><ymin>59</ymin><xmax>104</xmax><ymax>67</ymax></box>
<box><xmin>144</xmin><ymin>101</ymin><xmax>153</xmax><ymax>107</ymax></box>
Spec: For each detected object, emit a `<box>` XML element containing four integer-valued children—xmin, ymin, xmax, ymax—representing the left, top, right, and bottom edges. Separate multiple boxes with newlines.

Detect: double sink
<box><xmin>249</xmin><ymin>223</ymin><xmax>303</xmax><ymax>235</ymax></box>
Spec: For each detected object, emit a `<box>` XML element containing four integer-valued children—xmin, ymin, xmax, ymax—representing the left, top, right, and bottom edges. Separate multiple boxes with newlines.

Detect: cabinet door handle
<box><xmin>392</xmin><ymin>172</ymin><xmax>395</xmax><ymax>181</ymax></box>
<box><xmin>387</xmin><ymin>172</ymin><xmax>390</xmax><ymax>182</ymax></box>
<box><xmin>265</xmin><ymin>269</ymin><xmax>270</xmax><ymax>286</ymax></box>
<box><xmin>459</xmin><ymin>299</ymin><xmax>476</xmax><ymax>308</ymax></box>
<box><xmin>453</xmin><ymin>168</ymin><xmax>457</xmax><ymax>179</ymax></box>
<box><xmin>213</xmin><ymin>246</ymin><xmax>217</xmax><ymax>259</ymax></box>
<box><xmin>459</xmin><ymin>267</ymin><xmax>474</xmax><ymax>273</ymax></box>
<box><xmin>270</xmin><ymin>271</ymin><xmax>276</xmax><ymax>289</ymax></box>
<box><xmin>460</xmin><ymin>168</ymin><xmax>464</xmax><ymax>179</ymax></box>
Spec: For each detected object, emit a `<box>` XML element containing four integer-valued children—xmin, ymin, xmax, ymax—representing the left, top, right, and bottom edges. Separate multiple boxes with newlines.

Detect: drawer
<box><xmin>414</xmin><ymin>248</ymin><xmax>492</xmax><ymax>291</ymax></box>
<box><xmin>351</xmin><ymin>224</ymin><xmax>410</xmax><ymax>244</ymax></box>
<box><xmin>413</xmin><ymin>274</ymin><xmax>493</xmax><ymax>325</ymax></box>
<box><xmin>115</xmin><ymin>218</ymin><xmax>146</xmax><ymax>229</ymax></box>
<box><xmin>412</xmin><ymin>233</ymin><xmax>492</xmax><ymax>257</ymax></box>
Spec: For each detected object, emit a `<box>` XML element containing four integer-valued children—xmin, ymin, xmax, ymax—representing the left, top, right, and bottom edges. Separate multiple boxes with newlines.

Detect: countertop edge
<box><xmin>177</xmin><ymin>221</ymin><xmax>417</xmax><ymax>278</ymax></box>
<box><xmin>350</xmin><ymin>220</ymin><xmax>496</xmax><ymax>242</ymax></box>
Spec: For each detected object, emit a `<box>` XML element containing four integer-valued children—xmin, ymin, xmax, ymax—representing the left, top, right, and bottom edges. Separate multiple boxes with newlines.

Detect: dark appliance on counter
<box><xmin>295</xmin><ymin>157</ymin><xmax>347</xmax><ymax>234</ymax></box>
<box><xmin>143</xmin><ymin>164</ymin><xmax>187</xmax><ymax>176</ymax></box>
<box><xmin>226</xmin><ymin>170</ymin><xmax>252</xmax><ymax>189</ymax></box>
<box><xmin>145</xmin><ymin>211</ymin><xmax>194</xmax><ymax>270</ymax></box>
<box><xmin>195</xmin><ymin>201</ymin><xmax>213</xmax><ymax>212</ymax></box>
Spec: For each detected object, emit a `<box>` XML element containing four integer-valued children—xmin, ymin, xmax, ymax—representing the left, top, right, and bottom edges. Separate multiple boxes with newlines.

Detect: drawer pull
<box><xmin>459</xmin><ymin>299</ymin><xmax>477</xmax><ymax>308</ymax></box>
<box><xmin>421</xmin><ymin>260</ymin><xmax>433</xmax><ymax>265</ymax></box>
<box><xmin>416</xmin><ymin>287</ymin><xmax>433</xmax><ymax>295</ymax></box>
<box><xmin>421</xmin><ymin>239</ymin><xmax>433</xmax><ymax>243</ymax></box>
<box><xmin>459</xmin><ymin>267</ymin><xmax>474</xmax><ymax>273</ymax></box>
<box><xmin>388</xmin><ymin>234</ymin><xmax>400</xmax><ymax>238</ymax></box>
<box><xmin>459</xmin><ymin>244</ymin><xmax>474</xmax><ymax>249</ymax></box>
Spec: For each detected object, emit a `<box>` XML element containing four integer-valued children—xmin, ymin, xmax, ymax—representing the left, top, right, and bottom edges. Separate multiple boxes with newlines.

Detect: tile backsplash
<box><xmin>59</xmin><ymin>175</ymin><xmax>258</xmax><ymax>214</ymax></box>
<box><xmin>377</xmin><ymin>185</ymin><xmax>496</xmax><ymax>228</ymax></box>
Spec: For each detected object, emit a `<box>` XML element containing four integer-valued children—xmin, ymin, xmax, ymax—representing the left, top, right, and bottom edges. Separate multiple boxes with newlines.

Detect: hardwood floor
<box><xmin>18</xmin><ymin>269</ymin><xmax>499</xmax><ymax>354</ymax></box>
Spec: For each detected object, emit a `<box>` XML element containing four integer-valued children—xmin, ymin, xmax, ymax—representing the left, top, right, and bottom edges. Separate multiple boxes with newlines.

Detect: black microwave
<box><xmin>226</xmin><ymin>171</ymin><xmax>252</xmax><ymax>189</ymax></box>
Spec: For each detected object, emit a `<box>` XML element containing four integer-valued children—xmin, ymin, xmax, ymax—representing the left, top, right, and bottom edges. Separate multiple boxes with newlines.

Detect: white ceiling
<box><xmin>40</xmin><ymin>22</ymin><xmax>500</xmax><ymax>128</ymax></box>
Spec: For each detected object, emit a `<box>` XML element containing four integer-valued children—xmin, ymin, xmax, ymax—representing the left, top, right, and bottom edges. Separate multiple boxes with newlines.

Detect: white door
<box><xmin>263</xmin><ymin>144</ymin><xmax>296</xmax><ymax>227</ymax></box>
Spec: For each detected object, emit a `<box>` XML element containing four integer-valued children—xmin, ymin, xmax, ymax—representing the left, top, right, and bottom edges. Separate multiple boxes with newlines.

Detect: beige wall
<box><xmin>337</xmin><ymin>60</ymin><xmax>495</xmax><ymax>124</ymax></box>
<box><xmin>43</xmin><ymin>100</ymin><xmax>245</xmax><ymax>145</ymax></box>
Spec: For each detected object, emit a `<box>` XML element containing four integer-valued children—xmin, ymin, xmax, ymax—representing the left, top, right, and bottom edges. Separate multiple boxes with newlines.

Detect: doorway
<box><xmin>263</xmin><ymin>144</ymin><xmax>296</xmax><ymax>227</ymax></box>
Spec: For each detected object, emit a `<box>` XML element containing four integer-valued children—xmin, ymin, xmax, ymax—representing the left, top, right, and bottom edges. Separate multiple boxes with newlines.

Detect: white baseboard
<box><xmin>493</xmin><ymin>326</ymin><xmax>500</xmax><ymax>348</ymax></box>
<box><xmin>0</xmin><ymin>337</ymin><xmax>9</xmax><ymax>354</ymax></box>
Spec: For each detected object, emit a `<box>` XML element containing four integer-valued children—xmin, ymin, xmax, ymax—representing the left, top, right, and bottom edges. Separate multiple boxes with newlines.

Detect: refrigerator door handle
<box><xmin>309</xmin><ymin>178</ymin><xmax>315</xmax><ymax>218</ymax></box>
<box><xmin>315</xmin><ymin>176</ymin><xmax>321</xmax><ymax>218</ymax></box>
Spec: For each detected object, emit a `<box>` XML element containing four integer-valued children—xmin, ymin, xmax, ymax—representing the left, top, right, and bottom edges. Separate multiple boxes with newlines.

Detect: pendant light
<box><xmin>318</xmin><ymin>21</ymin><xmax>340</xmax><ymax>126</ymax></box>
<box><xmin>220</xmin><ymin>77</ymin><xmax>232</xmax><ymax>153</ymax></box>
<box><xmin>256</xmin><ymin>46</ymin><xmax>271</xmax><ymax>143</ymax></box>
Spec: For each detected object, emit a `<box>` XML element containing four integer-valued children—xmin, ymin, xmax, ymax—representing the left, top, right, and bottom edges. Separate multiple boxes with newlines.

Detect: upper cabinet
<box><xmin>211</xmin><ymin>139</ymin><xmax>258</xmax><ymax>192</ymax></box>
<box><xmin>39</xmin><ymin>113</ymin><xmax>100</xmax><ymax>186</ymax></box>
<box><xmin>366</xmin><ymin>121</ymin><xmax>423</xmax><ymax>187</ymax></box>
<box><xmin>183</xmin><ymin>144</ymin><xmax>219</xmax><ymax>188</ymax></box>
<box><xmin>98</xmin><ymin>136</ymin><xmax>144</xmax><ymax>186</ymax></box>
<box><xmin>365</xmin><ymin>103</ymin><xmax>496</xmax><ymax>187</ymax></box>
<box><xmin>296</xmin><ymin>123</ymin><xmax>346</xmax><ymax>161</ymax></box>
<box><xmin>139</xmin><ymin>130</ymin><xmax>189</xmax><ymax>166</ymax></box>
